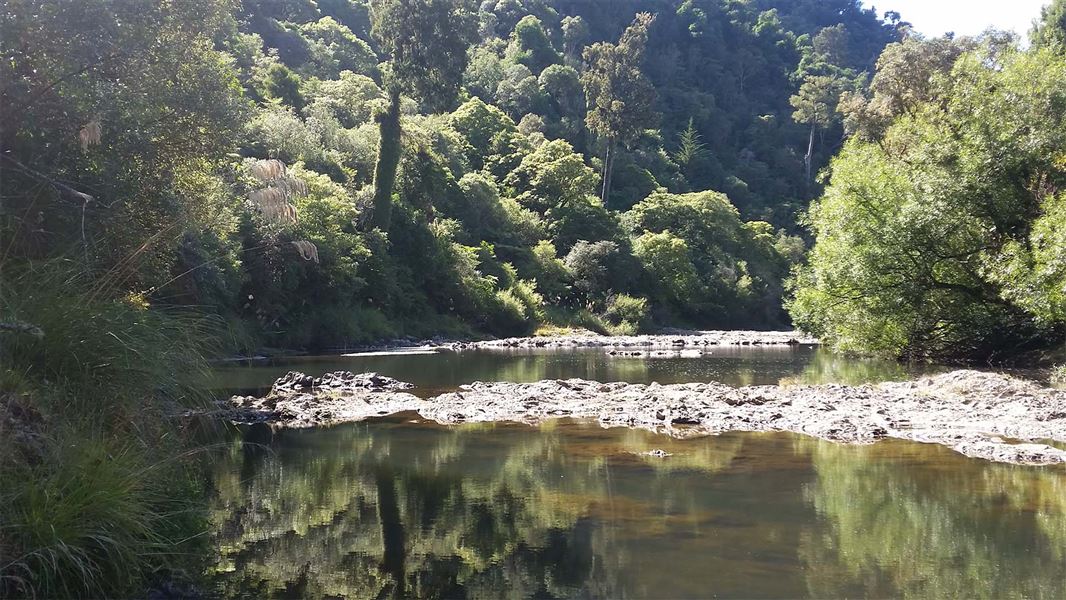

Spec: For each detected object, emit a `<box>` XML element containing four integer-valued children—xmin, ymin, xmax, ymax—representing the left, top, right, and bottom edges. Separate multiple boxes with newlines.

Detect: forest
<box><xmin>3</xmin><ymin>0</ymin><xmax>1066</xmax><ymax>596</ymax></box>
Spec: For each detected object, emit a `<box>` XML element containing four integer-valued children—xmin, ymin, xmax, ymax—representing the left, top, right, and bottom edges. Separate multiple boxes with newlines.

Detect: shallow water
<box><xmin>208</xmin><ymin>417</ymin><xmax>1066</xmax><ymax>599</ymax></box>
<box><xmin>207</xmin><ymin>345</ymin><xmax>944</xmax><ymax>397</ymax></box>
<box><xmin>205</xmin><ymin>346</ymin><xmax>1065</xmax><ymax>598</ymax></box>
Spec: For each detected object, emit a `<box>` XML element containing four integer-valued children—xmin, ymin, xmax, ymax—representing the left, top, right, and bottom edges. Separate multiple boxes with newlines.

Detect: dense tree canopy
<box><xmin>22</xmin><ymin>0</ymin><xmax>1057</xmax><ymax>360</ymax></box>
<box><xmin>790</xmin><ymin>43</ymin><xmax>1066</xmax><ymax>360</ymax></box>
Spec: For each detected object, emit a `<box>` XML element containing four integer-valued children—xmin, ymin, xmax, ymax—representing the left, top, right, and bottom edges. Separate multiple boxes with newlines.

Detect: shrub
<box><xmin>604</xmin><ymin>294</ymin><xmax>650</xmax><ymax>330</ymax></box>
<box><xmin>487</xmin><ymin>288</ymin><xmax>535</xmax><ymax>335</ymax></box>
<box><xmin>564</xmin><ymin>240</ymin><xmax>621</xmax><ymax>304</ymax></box>
<box><xmin>1052</xmin><ymin>365</ymin><xmax>1066</xmax><ymax>385</ymax></box>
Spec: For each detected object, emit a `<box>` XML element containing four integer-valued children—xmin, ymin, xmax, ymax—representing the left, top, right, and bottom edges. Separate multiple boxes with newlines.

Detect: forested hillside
<box><xmin>1</xmin><ymin>0</ymin><xmax>904</xmax><ymax>350</ymax></box>
<box><xmin>9</xmin><ymin>1</ymin><xmax>1066</xmax><ymax>596</ymax></box>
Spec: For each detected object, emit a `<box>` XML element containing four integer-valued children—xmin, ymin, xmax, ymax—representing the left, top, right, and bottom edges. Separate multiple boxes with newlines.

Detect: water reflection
<box><xmin>208</xmin><ymin>420</ymin><xmax>1066</xmax><ymax>599</ymax></box>
<box><xmin>796</xmin><ymin>439</ymin><xmax>1066</xmax><ymax>599</ymax></box>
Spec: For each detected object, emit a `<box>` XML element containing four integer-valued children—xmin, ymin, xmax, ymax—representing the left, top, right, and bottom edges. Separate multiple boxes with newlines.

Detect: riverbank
<box><xmin>216</xmin><ymin>369</ymin><xmax>1066</xmax><ymax>466</ymax></box>
<box><xmin>453</xmin><ymin>330</ymin><xmax>817</xmax><ymax>350</ymax></box>
<box><xmin>220</xmin><ymin>330</ymin><xmax>819</xmax><ymax>360</ymax></box>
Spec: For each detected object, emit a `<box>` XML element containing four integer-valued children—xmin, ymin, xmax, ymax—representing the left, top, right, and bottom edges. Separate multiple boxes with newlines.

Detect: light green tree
<box><xmin>1032</xmin><ymin>0</ymin><xmax>1066</xmax><ymax>49</ymax></box>
<box><xmin>790</xmin><ymin>74</ymin><xmax>842</xmax><ymax>181</ymax></box>
<box><xmin>790</xmin><ymin>44</ymin><xmax>1066</xmax><ymax>360</ymax></box>
<box><xmin>582</xmin><ymin>13</ymin><xmax>658</xmax><ymax>209</ymax></box>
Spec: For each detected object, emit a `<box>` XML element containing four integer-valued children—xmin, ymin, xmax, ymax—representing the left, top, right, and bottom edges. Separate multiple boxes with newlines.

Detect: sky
<box><xmin>867</xmin><ymin>0</ymin><xmax>1050</xmax><ymax>38</ymax></box>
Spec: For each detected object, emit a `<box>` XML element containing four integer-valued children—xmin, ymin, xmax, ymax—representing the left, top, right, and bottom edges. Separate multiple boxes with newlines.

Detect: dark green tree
<box><xmin>507</xmin><ymin>15</ymin><xmax>560</xmax><ymax>73</ymax></box>
<box><xmin>263</xmin><ymin>63</ymin><xmax>306</xmax><ymax>109</ymax></box>
<box><xmin>368</xmin><ymin>0</ymin><xmax>477</xmax><ymax>230</ymax></box>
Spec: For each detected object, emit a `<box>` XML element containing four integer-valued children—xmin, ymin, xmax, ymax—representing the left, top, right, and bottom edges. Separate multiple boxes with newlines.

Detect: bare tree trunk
<box><xmin>805</xmin><ymin>123</ymin><xmax>815</xmax><ymax>182</ymax></box>
<box><xmin>371</xmin><ymin>89</ymin><xmax>402</xmax><ymax>231</ymax></box>
<box><xmin>600</xmin><ymin>138</ymin><xmax>616</xmax><ymax>209</ymax></box>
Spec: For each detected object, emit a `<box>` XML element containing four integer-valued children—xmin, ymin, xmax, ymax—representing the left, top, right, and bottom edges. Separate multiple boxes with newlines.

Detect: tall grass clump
<box><xmin>1052</xmin><ymin>364</ymin><xmax>1066</xmax><ymax>385</ymax></box>
<box><xmin>0</xmin><ymin>260</ymin><xmax>218</xmax><ymax>598</ymax></box>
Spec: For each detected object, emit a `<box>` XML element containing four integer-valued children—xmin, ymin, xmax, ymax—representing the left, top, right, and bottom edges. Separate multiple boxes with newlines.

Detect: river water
<box><xmin>205</xmin><ymin>346</ymin><xmax>1066</xmax><ymax>598</ymax></box>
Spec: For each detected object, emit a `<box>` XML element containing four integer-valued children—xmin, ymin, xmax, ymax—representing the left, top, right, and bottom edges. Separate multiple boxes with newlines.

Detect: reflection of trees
<box><xmin>208</xmin><ymin>420</ymin><xmax>741</xmax><ymax>598</ymax></box>
<box><xmin>779</xmin><ymin>348</ymin><xmax>937</xmax><ymax>386</ymax></box>
<box><xmin>796</xmin><ymin>439</ymin><xmax>1066</xmax><ymax>599</ymax></box>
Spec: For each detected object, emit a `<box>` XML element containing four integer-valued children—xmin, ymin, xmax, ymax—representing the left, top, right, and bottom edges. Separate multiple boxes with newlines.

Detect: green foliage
<box><xmin>1052</xmin><ymin>364</ymin><xmax>1066</xmax><ymax>384</ymax></box>
<box><xmin>1</xmin><ymin>435</ymin><xmax>207</xmax><ymax>598</ymax></box>
<box><xmin>506</xmin><ymin>15</ymin><xmax>560</xmax><ymax>74</ymax></box>
<box><xmin>1032</xmin><ymin>0</ymin><xmax>1066</xmax><ymax>50</ymax></box>
<box><xmin>368</xmin><ymin>0</ymin><xmax>478</xmax><ymax>229</ymax></box>
<box><xmin>0</xmin><ymin>264</ymin><xmax>215</xmax><ymax>597</ymax></box>
<box><xmin>604</xmin><ymin>293</ymin><xmax>650</xmax><ymax>331</ymax></box>
<box><xmin>370</xmin><ymin>0</ymin><xmax>478</xmax><ymax>110</ymax></box>
<box><xmin>0</xmin><ymin>265</ymin><xmax>216</xmax><ymax>410</ymax></box>
<box><xmin>582</xmin><ymin>12</ymin><xmax>658</xmax><ymax>147</ymax></box>
<box><xmin>790</xmin><ymin>44</ymin><xmax>1066</xmax><ymax>360</ymax></box>
<box><xmin>506</xmin><ymin>138</ymin><xmax>597</xmax><ymax>212</ymax></box>
<box><xmin>633</xmin><ymin>230</ymin><xmax>704</xmax><ymax>310</ymax></box>
<box><xmin>561</xmin><ymin>15</ymin><xmax>589</xmax><ymax>56</ymax></box>
<box><xmin>299</xmin><ymin>16</ymin><xmax>377</xmax><ymax>77</ymax></box>
<box><xmin>673</xmin><ymin>118</ymin><xmax>708</xmax><ymax>178</ymax></box>
<box><xmin>264</xmin><ymin>63</ymin><xmax>306</xmax><ymax>109</ymax></box>
<box><xmin>838</xmin><ymin>36</ymin><xmax>973</xmax><ymax>141</ymax></box>
<box><xmin>626</xmin><ymin>191</ymin><xmax>794</xmax><ymax>325</ymax></box>
<box><xmin>563</xmin><ymin>240</ymin><xmax>628</xmax><ymax>306</ymax></box>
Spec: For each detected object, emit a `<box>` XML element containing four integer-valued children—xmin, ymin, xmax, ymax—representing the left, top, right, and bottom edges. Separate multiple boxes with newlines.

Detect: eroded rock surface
<box><xmin>459</xmin><ymin>330</ymin><xmax>817</xmax><ymax>350</ymax></box>
<box><xmin>224</xmin><ymin>369</ymin><xmax>1066</xmax><ymax>465</ymax></box>
<box><xmin>225</xmin><ymin>371</ymin><xmax>424</xmax><ymax>428</ymax></box>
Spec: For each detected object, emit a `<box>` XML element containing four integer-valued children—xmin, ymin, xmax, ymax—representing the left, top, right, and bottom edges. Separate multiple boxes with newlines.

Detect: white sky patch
<box><xmin>867</xmin><ymin>0</ymin><xmax>1049</xmax><ymax>38</ymax></box>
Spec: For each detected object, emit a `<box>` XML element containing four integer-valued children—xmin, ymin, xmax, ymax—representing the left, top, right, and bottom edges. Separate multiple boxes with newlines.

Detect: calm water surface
<box><xmin>207</xmin><ymin>345</ymin><xmax>945</xmax><ymax>397</ymax></box>
<box><xmin>206</xmin><ymin>347</ymin><xmax>1066</xmax><ymax>598</ymax></box>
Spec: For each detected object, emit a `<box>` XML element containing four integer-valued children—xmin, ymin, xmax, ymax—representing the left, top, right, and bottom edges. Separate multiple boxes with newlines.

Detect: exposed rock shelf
<box><xmin>219</xmin><ymin>369</ymin><xmax>1066</xmax><ymax>466</ymax></box>
<box><xmin>456</xmin><ymin>330</ymin><xmax>817</xmax><ymax>350</ymax></box>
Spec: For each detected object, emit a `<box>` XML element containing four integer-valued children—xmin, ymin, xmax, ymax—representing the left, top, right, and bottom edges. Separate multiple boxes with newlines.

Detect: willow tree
<box><xmin>582</xmin><ymin>13</ymin><xmax>657</xmax><ymax>209</ymax></box>
<box><xmin>368</xmin><ymin>0</ymin><xmax>477</xmax><ymax>230</ymax></box>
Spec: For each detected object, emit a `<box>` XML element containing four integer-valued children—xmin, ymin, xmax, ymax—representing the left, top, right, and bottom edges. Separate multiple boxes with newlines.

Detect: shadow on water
<box><xmin>207</xmin><ymin>417</ymin><xmax>1066</xmax><ymax>599</ymax></box>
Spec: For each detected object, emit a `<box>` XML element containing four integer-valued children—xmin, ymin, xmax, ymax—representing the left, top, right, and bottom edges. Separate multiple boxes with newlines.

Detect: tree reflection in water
<box><xmin>208</xmin><ymin>419</ymin><xmax>1066</xmax><ymax>599</ymax></box>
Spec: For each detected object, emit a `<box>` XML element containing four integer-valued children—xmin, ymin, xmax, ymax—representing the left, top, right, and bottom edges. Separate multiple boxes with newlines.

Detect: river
<box><xmin>204</xmin><ymin>346</ymin><xmax>1066</xmax><ymax>598</ymax></box>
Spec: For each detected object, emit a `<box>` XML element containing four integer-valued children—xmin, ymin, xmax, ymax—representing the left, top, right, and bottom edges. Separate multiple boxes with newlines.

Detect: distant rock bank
<box><xmin>453</xmin><ymin>330</ymin><xmax>817</xmax><ymax>350</ymax></box>
<box><xmin>219</xmin><ymin>369</ymin><xmax>1066</xmax><ymax>466</ymax></box>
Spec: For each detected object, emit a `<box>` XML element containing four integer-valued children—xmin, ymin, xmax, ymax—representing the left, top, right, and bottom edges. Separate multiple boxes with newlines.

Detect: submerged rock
<box><xmin>221</xmin><ymin>369</ymin><xmax>1066</xmax><ymax>465</ymax></box>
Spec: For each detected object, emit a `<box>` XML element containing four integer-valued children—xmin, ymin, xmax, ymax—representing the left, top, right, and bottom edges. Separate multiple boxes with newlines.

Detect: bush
<box><xmin>487</xmin><ymin>288</ymin><xmax>535</xmax><ymax>335</ymax></box>
<box><xmin>1052</xmin><ymin>365</ymin><xmax>1066</xmax><ymax>385</ymax></box>
<box><xmin>604</xmin><ymin>294</ymin><xmax>650</xmax><ymax>330</ymax></box>
<box><xmin>528</xmin><ymin>240</ymin><xmax>572</xmax><ymax>304</ymax></box>
<box><xmin>564</xmin><ymin>240</ymin><xmax>622</xmax><ymax>305</ymax></box>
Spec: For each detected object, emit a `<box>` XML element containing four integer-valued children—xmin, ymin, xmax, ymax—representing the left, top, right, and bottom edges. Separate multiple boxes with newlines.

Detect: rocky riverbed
<box><xmin>217</xmin><ymin>369</ymin><xmax>1066</xmax><ymax>466</ymax></box>
<box><xmin>454</xmin><ymin>330</ymin><xmax>817</xmax><ymax>350</ymax></box>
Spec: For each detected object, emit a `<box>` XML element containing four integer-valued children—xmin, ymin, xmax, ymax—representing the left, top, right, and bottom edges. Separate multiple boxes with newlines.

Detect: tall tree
<box><xmin>582</xmin><ymin>12</ymin><xmax>658</xmax><ymax>209</ymax></box>
<box><xmin>790</xmin><ymin>74</ymin><xmax>842</xmax><ymax>181</ymax></box>
<box><xmin>368</xmin><ymin>0</ymin><xmax>477</xmax><ymax>230</ymax></box>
